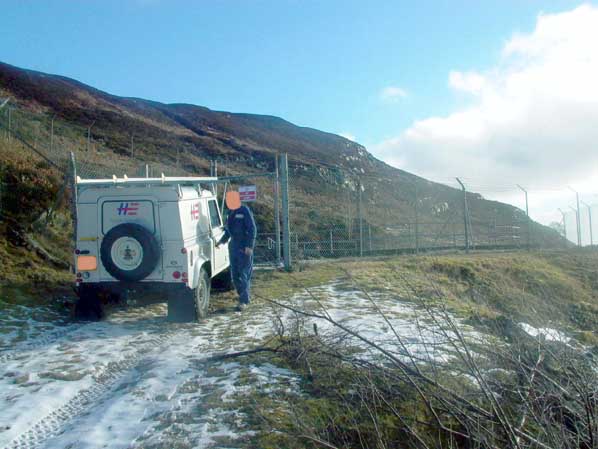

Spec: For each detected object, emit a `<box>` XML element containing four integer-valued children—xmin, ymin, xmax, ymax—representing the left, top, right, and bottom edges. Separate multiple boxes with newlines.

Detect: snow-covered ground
<box><xmin>0</xmin><ymin>300</ymin><xmax>297</xmax><ymax>449</ymax></box>
<box><xmin>518</xmin><ymin>322</ymin><xmax>571</xmax><ymax>343</ymax></box>
<box><xmin>286</xmin><ymin>281</ymin><xmax>485</xmax><ymax>363</ymax></box>
<box><xmin>0</xmin><ymin>281</ymin><xmax>485</xmax><ymax>449</ymax></box>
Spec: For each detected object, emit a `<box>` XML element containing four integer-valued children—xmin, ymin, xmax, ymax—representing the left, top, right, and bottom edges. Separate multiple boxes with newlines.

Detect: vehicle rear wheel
<box><xmin>194</xmin><ymin>267</ymin><xmax>210</xmax><ymax>320</ymax></box>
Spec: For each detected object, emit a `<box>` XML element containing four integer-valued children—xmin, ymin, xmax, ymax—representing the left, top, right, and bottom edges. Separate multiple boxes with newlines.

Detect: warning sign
<box><xmin>239</xmin><ymin>185</ymin><xmax>257</xmax><ymax>202</ymax></box>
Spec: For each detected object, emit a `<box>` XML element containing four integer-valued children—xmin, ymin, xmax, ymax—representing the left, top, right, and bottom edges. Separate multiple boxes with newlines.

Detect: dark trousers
<box><xmin>230</xmin><ymin>246</ymin><xmax>253</xmax><ymax>304</ymax></box>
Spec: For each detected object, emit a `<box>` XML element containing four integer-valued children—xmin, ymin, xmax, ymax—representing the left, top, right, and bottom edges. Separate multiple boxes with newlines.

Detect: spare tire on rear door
<box><xmin>101</xmin><ymin>223</ymin><xmax>160</xmax><ymax>282</ymax></box>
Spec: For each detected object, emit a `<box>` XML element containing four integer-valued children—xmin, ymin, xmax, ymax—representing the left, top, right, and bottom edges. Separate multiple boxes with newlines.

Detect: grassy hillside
<box><xmin>0</xmin><ymin>138</ymin><xmax>72</xmax><ymax>306</ymax></box>
<box><xmin>0</xmin><ymin>61</ymin><xmax>563</xmax><ymax>246</ymax></box>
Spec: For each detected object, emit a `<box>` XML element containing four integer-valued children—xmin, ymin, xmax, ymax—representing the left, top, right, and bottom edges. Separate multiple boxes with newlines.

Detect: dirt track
<box><xmin>1</xmin><ymin>280</ymin><xmax>494</xmax><ymax>449</ymax></box>
<box><xmin>0</xmin><ymin>297</ymin><xmax>298</xmax><ymax>449</ymax></box>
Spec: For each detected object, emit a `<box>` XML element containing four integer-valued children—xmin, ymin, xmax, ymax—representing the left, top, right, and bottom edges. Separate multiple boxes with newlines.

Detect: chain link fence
<box><xmin>1</xmin><ymin>103</ymin><xmax>588</xmax><ymax>270</ymax></box>
<box><xmin>0</xmin><ymin>104</ymin><xmax>285</xmax><ymax>265</ymax></box>
<box><xmin>0</xmin><ymin>105</ymin><xmax>194</xmax><ymax>179</ymax></box>
<box><xmin>284</xmin><ymin>159</ymin><xmax>572</xmax><ymax>263</ymax></box>
<box><xmin>562</xmin><ymin>206</ymin><xmax>597</xmax><ymax>247</ymax></box>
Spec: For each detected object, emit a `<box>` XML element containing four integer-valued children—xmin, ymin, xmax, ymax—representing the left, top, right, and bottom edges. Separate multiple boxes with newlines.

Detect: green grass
<box><xmin>238</xmin><ymin>251</ymin><xmax>598</xmax><ymax>448</ymax></box>
<box><xmin>249</xmin><ymin>251</ymin><xmax>598</xmax><ymax>344</ymax></box>
<box><xmin>333</xmin><ymin>251</ymin><xmax>598</xmax><ymax>335</ymax></box>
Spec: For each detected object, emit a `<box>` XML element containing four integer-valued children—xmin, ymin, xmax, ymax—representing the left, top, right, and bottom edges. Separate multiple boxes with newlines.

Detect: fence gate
<box><xmin>213</xmin><ymin>154</ymin><xmax>290</xmax><ymax>270</ymax></box>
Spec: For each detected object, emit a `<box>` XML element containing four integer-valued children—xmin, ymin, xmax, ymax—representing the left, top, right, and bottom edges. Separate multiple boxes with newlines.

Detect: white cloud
<box><xmin>372</xmin><ymin>4</ymin><xmax>598</xmax><ymax>224</ymax></box>
<box><xmin>339</xmin><ymin>132</ymin><xmax>357</xmax><ymax>142</ymax></box>
<box><xmin>448</xmin><ymin>71</ymin><xmax>486</xmax><ymax>94</ymax></box>
<box><xmin>380</xmin><ymin>86</ymin><xmax>408</xmax><ymax>102</ymax></box>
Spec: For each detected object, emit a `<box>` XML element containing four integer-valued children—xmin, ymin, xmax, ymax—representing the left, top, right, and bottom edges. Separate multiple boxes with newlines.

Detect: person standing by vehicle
<box><xmin>217</xmin><ymin>191</ymin><xmax>257</xmax><ymax>311</ymax></box>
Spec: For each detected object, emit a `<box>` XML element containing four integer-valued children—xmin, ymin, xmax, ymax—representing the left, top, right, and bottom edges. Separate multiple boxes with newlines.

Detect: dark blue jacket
<box><xmin>219</xmin><ymin>205</ymin><xmax>257</xmax><ymax>249</ymax></box>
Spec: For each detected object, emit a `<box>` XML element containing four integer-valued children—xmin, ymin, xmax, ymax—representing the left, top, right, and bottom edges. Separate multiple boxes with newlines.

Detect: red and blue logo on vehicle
<box><xmin>191</xmin><ymin>203</ymin><xmax>200</xmax><ymax>220</ymax></box>
<box><xmin>117</xmin><ymin>202</ymin><xmax>139</xmax><ymax>216</ymax></box>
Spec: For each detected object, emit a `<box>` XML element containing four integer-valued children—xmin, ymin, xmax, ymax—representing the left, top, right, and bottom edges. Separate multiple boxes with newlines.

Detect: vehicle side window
<box><xmin>208</xmin><ymin>200</ymin><xmax>222</xmax><ymax>228</ymax></box>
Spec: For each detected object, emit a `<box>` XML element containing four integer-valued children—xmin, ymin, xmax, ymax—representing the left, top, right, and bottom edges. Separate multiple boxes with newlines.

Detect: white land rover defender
<box><xmin>72</xmin><ymin>175</ymin><xmax>231</xmax><ymax>321</ymax></box>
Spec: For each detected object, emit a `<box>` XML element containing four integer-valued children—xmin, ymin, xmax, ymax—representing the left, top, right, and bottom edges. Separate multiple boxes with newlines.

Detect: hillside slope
<box><xmin>0</xmin><ymin>61</ymin><xmax>562</xmax><ymax>246</ymax></box>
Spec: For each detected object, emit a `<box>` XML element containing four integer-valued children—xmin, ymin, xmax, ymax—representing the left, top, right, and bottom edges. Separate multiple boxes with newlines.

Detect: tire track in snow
<box><xmin>126</xmin><ymin>308</ymin><xmax>282</xmax><ymax>448</ymax></box>
<box><xmin>1</xmin><ymin>327</ymin><xmax>177</xmax><ymax>449</ymax></box>
<box><xmin>0</xmin><ymin>323</ymin><xmax>86</xmax><ymax>365</ymax></box>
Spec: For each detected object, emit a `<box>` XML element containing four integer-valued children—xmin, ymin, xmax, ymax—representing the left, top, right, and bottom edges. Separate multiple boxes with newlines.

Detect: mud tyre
<box><xmin>194</xmin><ymin>267</ymin><xmax>210</xmax><ymax>320</ymax></box>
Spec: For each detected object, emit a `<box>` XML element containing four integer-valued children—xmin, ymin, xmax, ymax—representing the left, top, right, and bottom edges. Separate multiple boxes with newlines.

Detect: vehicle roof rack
<box><xmin>76</xmin><ymin>175</ymin><xmax>219</xmax><ymax>186</ymax></box>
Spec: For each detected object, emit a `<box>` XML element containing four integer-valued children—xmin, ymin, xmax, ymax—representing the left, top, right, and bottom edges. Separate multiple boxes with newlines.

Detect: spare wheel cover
<box><xmin>101</xmin><ymin>223</ymin><xmax>159</xmax><ymax>282</ymax></box>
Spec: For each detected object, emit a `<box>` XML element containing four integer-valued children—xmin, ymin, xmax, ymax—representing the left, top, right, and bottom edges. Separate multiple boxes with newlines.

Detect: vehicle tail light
<box><xmin>173</xmin><ymin>271</ymin><xmax>181</xmax><ymax>279</ymax></box>
<box><xmin>181</xmin><ymin>248</ymin><xmax>187</xmax><ymax>254</ymax></box>
<box><xmin>182</xmin><ymin>272</ymin><xmax>188</xmax><ymax>279</ymax></box>
<box><xmin>77</xmin><ymin>256</ymin><xmax>97</xmax><ymax>271</ymax></box>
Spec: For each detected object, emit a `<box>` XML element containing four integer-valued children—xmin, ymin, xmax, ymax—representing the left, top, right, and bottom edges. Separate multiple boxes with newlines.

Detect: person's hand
<box><xmin>244</xmin><ymin>247</ymin><xmax>253</xmax><ymax>256</ymax></box>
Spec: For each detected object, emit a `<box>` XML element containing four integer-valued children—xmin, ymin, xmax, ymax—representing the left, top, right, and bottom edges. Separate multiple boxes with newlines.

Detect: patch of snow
<box><xmin>285</xmin><ymin>282</ymin><xmax>484</xmax><ymax>364</ymax></box>
<box><xmin>519</xmin><ymin>323</ymin><xmax>571</xmax><ymax>343</ymax></box>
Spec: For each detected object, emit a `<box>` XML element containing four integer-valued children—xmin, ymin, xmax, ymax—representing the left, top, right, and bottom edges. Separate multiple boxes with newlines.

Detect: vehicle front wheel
<box><xmin>194</xmin><ymin>267</ymin><xmax>210</xmax><ymax>320</ymax></box>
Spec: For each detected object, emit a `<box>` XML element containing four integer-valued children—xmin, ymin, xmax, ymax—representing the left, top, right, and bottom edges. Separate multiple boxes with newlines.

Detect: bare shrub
<box><xmin>259</xmin><ymin>272</ymin><xmax>598</xmax><ymax>449</ymax></box>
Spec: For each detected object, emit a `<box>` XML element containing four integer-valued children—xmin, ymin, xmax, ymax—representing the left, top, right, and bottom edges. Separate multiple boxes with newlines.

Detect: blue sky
<box><xmin>4</xmin><ymin>1</ymin><xmax>598</xmax><ymax>233</ymax></box>
<box><xmin>0</xmin><ymin>0</ymin><xmax>583</xmax><ymax>146</ymax></box>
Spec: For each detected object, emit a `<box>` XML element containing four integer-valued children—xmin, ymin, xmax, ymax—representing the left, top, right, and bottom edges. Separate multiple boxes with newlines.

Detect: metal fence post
<box><xmin>517</xmin><ymin>184</ymin><xmax>530</xmax><ymax>250</ymax></box>
<box><xmin>581</xmin><ymin>201</ymin><xmax>593</xmax><ymax>246</ymax></box>
<box><xmin>50</xmin><ymin>115</ymin><xmax>55</xmax><ymax>153</ymax></box>
<box><xmin>279</xmin><ymin>153</ymin><xmax>292</xmax><ymax>271</ymax></box>
<box><xmin>274</xmin><ymin>155</ymin><xmax>282</xmax><ymax>266</ymax></box>
<box><xmin>330</xmin><ymin>229</ymin><xmax>333</xmax><ymax>255</ymax></box>
<box><xmin>558</xmin><ymin>208</ymin><xmax>567</xmax><ymax>247</ymax></box>
<box><xmin>86</xmin><ymin>120</ymin><xmax>95</xmax><ymax>152</ymax></box>
<box><xmin>7</xmin><ymin>107</ymin><xmax>11</xmax><ymax>143</ymax></box>
<box><xmin>209</xmin><ymin>160</ymin><xmax>218</xmax><ymax>195</ymax></box>
<box><xmin>493</xmin><ymin>216</ymin><xmax>497</xmax><ymax>246</ymax></box>
<box><xmin>213</xmin><ymin>160</ymin><xmax>218</xmax><ymax>197</ymax></box>
<box><xmin>414</xmin><ymin>183</ymin><xmax>419</xmax><ymax>253</ymax></box>
<box><xmin>570</xmin><ymin>206</ymin><xmax>580</xmax><ymax>247</ymax></box>
<box><xmin>452</xmin><ymin>222</ymin><xmax>457</xmax><ymax>249</ymax></box>
<box><xmin>70</xmin><ymin>152</ymin><xmax>78</xmax><ymax>244</ymax></box>
<box><xmin>569</xmin><ymin>188</ymin><xmax>582</xmax><ymax>246</ymax></box>
<box><xmin>456</xmin><ymin>178</ymin><xmax>470</xmax><ymax>253</ymax></box>
<box><xmin>358</xmin><ymin>180</ymin><xmax>363</xmax><ymax>257</ymax></box>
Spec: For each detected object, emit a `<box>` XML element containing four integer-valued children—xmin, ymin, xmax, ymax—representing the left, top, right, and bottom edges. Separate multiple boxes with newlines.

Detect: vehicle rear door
<box><xmin>207</xmin><ymin>198</ymin><xmax>228</xmax><ymax>274</ymax></box>
<box><xmin>99</xmin><ymin>196</ymin><xmax>163</xmax><ymax>281</ymax></box>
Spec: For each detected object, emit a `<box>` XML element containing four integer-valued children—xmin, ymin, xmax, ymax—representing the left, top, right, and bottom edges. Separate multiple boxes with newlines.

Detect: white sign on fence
<box><xmin>239</xmin><ymin>185</ymin><xmax>257</xmax><ymax>202</ymax></box>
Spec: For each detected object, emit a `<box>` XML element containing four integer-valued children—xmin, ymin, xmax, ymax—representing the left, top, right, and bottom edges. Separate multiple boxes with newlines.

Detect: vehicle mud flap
<box><xmin>212</xmin><ymin>267</ymin><xmax>234</xmax><ymax>292</ymax></box>
<box><xmin>167</xmin><ymin>287</ymin><xmax>195</xmax><ymax>323</ymax></box>
<box><xmin>75</xmin><ymin>285</ymin><xmax>105</xmax><ymax>321</ymax></box>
